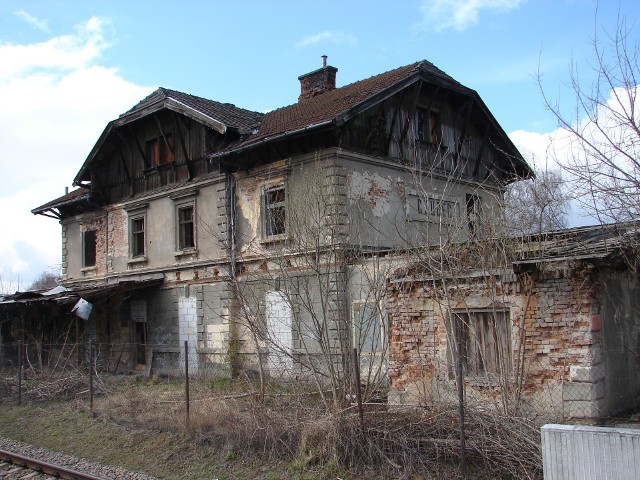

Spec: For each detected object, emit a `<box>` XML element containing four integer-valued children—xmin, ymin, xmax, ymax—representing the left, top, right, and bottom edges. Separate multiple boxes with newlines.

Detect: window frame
<box><xmin>451</xmin><ymin>309</ymin><xmax>512</xmax><ymax>379</ymax></box>
<box><xmin>261</xmin><ymin>183</ymin><xmax>287</xmax><ymax>241</ymax></box>
<box><xmin>415</xmin><ymin>107</ymin><xmax>441</xmax><ymax>144</ymax></box>
<box><xmin>176</xmin><ymin>203</ymin><xmax>196</xmax><ymax>251</ymax></box>
<box><xmin>129</xmin><ymin>214</ymin><xmax>146</xmax><ymax>259</ymax></box>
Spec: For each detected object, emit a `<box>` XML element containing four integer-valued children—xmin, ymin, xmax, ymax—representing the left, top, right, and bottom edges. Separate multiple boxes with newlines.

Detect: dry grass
<box><xmin>1</xmin><ymin>372</ymin><xmax>543</xmax><ymax>479</ymax></box>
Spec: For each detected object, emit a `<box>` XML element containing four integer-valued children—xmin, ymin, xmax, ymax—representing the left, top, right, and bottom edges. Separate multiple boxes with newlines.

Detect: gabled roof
<box><xmin>119</xmin><ymin>88</ymin><xmax>263</xmax><ymax>135</ymax></box>
<box><xmin>70</xmin><ymin>59</ymin><xmax>529</xmax><ymax>188</ymax></box>
<box><xmin>73</xmin><ymin>88</ymin><xmax>263</xmax><ymax>185</ymax></box>
<box><xmin>210</xmin><ymin>60</ymin><xmax>528</xmax><ymax>175</ymax></box>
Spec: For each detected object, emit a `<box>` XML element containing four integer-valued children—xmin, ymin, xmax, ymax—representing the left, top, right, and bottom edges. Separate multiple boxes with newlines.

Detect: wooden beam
<box><xmin>399</xmin><ymin>81</ymin><xmax>425</xmax><ymax>145</ymax></box>
<box><xmin>473</xmin><ymin>124</ymin><xmax>491</xmax><ymax>177</ymax></box>
<box><xmin>363</xmin><ymin>103</ymin><xmax>386</xmax><ymax>150</ymax></box>
<box><xmin>116</xmin><ymin>143</ymin><xmax>133</xmax><ymax>195</ymax></box>
<box><xmin>153</xmin><ymin>114</ymin><xmax>175</xmax><ymax>158</ymax></box>
<box><xmin>122</xmin><ymin>126</ymin><xmax>150</xmax><ymax>169</ymax></box>
<box><xmin>385</xmin><ymin>88</ymin><xmax>408</xmax><ymax>155</ymax></box>
<box><xmin>456</xmin><ymin>98</ymin><xmax>474</xmax><ymax>158</ymax></box>
<box><xmin>172</xmin><ymin>112</ymin><xmax>192</xmax><ymax>181</ymax></box>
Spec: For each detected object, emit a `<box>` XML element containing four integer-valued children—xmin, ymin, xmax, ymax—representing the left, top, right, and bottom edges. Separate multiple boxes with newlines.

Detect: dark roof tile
<box><xmin>123</xmin><ymin>88</ymin><xmax>263</xmax><ymax>134</ymax></box>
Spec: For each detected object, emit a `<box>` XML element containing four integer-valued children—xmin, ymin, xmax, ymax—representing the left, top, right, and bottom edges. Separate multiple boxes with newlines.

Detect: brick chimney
<box><xmin>298</xmin><ymin>55</ymin><xmax>338</xmax><ymax>101</ymax></box>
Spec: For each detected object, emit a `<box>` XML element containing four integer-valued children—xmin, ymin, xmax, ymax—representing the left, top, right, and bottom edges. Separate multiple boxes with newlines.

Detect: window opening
<box><xmin>178</xmin><ymin>205</ymin><xmax>195</xmax><ymax>250</ymax></box>
<box><xmin>83</xmin><ymin>230</ymin><xmax>97</xmax><ymax>267</ymax></box>
<box><xmin>453</xmin><ymin>310</ymin><xmax>512</xmax><ymax>377</ymax></box>
<box><xmin>415</xmin><ymin>108</ymin><xmax>440</xmax><ymax>144</ymax></box>
<box><xmin>466</xmin><ymin>194</ymin><xmax>482</xmax><ymax>236</ymax></box>
<box><xmin>264</xmin><ymin>185</ymin><xmax>286</xmax><ymax>237</ymax></box>
<box><xmin>131</xmin><ymin>217</ymin><xmax>145</xmax><ymax>258</ymax></box>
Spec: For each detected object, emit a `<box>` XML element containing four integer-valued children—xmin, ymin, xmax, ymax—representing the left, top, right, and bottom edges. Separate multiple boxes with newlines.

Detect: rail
<box><xmin>0</xmin><ymin>447</ymin><xmax>109</xmax><ymax>480</ymax></box>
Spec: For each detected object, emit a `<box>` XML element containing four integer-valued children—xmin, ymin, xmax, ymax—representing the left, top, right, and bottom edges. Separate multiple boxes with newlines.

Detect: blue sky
<box><xmin>0</xmin><ymin>0</ymin><xmax>637</xmax><ymax>290</ymax></box>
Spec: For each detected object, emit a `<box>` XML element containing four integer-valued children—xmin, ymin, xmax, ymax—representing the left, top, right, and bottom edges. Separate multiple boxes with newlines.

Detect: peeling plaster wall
<box><xmin>385</xmin><ymin>262</ymin><xmax>638</xmax><ymax>419</ymax></box>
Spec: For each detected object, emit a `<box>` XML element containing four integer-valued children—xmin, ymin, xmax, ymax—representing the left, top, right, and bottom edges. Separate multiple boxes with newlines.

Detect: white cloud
<box><xmin>14</xmin><ymin>10</ymin><xmax>50</xmax><ymax>32</ymax></box>
<box><xmin>419</xmin><ymin>0</ymin><xmax>525</xmax><ymax>32</ymax></box>
<box><xmin>296</xmin><ymin>31</ymin><xmax>357</xmax><ymax>49</ymax></box>
<box><xmin>0</xmin><ymin>17</ymin><xmax>154</xmax><ymax>291</ymax></box>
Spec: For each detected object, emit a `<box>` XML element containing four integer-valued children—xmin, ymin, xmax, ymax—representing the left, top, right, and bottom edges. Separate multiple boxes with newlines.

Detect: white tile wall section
<box><xmin>542</xmin><ymin>424</ymin><xmax>640</xmax><ymax>480</ymax></box>
<box><xmin>178</xmin><ymin>296</ymin><xmax>199</xmax><ymax>374</ymax></box>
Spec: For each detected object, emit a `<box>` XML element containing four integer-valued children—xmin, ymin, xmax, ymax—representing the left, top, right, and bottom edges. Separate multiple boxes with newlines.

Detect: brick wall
<box><xmin>386</xmin><ymin>261</ymin><xmax>606</xmax><ymax>419</ymax></box>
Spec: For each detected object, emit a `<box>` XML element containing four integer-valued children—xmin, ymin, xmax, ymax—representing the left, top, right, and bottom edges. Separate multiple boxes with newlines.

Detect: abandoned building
<box><xmin>8</xmin><ymin>56</ymin><xmax>635</xmax><ymax>418</ymax></box>
<box><xmin>386</xmin><ymin>222</ymin><xmax>640</xmax><ymax>419</ymax></box>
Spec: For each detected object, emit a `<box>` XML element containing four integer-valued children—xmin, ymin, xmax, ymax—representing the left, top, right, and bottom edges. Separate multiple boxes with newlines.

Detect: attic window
<box><xmin>146</xmin><ymin>133</ymin><xmax>174</xmax><ymax>166</ymax></box>
<box><xmin>415</xmin><ymin>108</ymin><xmax>440</xmax><ymax>144</ymax></box>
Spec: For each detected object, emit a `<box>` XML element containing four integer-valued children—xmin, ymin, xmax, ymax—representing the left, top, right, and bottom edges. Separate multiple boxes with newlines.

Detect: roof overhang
<box><xmin>0</xmin><ymin>276</ymin><xmax>164</xmax><ymax>308</ymax></box>
<box><xmin>73</xmin><ymin>98</ymin><xmax>230</xmax><ymax>185</ymax></box>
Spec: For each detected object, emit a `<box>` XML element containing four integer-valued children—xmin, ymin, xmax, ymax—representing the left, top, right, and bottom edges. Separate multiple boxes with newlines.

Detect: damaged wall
<box><xmin>386</xmin><ymin>261</ymin><xmax>640</xmax><ymax>419</ymax></box>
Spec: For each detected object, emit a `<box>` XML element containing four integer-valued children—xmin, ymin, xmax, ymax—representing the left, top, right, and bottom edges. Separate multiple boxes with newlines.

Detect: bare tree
<box><xmin>28</xmin><ymin>269</ymin><xmax>61</xmax><ymax>291</ymax></box>
<box><xmin>539</xmin><ymin>14</ymin><xmax>640</xmax><ymax>225</ymax></box>
<box><xmin>504</xmin><ymin>167</ymin><xmax>569</xmax><ymax>235</ymax></box>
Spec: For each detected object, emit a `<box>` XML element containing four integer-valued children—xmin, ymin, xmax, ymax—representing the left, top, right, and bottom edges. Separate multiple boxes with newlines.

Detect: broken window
<box><xmin>352</xmin><ymin>301</ymin><xmax>383</xmax><ymax>353</ymax></box>
<box><xmin>177</xmin><ymin>204</ymin><xmax>195</xmax><ymax>250</ymax></box>
<box><xmin>452</xmin><ymin>310</ymin><xmax>512</xmax><ymax>377</ymax></box>
<box><xmin>415</xmin><ymin>108</ymin><xmax>440</xmax><ymax>144</ymax></box>
<box><xmin>130</xmin><ymin>216</ymin><xmax>145</xmax><ymax>258</ymax></box>
<box><xmin>263</xmin><ymin>185</ymin><xmax>286</xmax><ymax>238</ymax></box>
<box><xmin>83</xmin><ymin>229</ymin><xmax>97</xmax><ymax>267</ymax></box>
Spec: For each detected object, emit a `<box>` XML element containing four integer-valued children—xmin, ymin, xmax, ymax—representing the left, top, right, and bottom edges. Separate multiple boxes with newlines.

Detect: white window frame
<box><xmin>129</xmin><ymin>213</ymin><xmax>146</xmax><ymax>259</ymax></box>
<box><xmin>261</xmin><ymin>183</ymin><xmax>287</xmax><ymax>241</ymax></box>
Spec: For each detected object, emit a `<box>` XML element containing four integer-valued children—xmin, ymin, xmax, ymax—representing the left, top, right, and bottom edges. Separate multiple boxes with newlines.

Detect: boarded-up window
<box><xmin>453</xmin><ymin>310</ymin><xmax>512</xmax><ymax>377</ymax></box>
<box><xmin>265</xmin><ymin>291</ymin><xmax>292</xmax><ymax>370</ymax></box>
<box><xmin>263</xmin><ymin>185</ymin><xmax>286</xmax><ymax>238</ymax></box>
<box><xmin>352</xmin><ymin>301</ymin><xmax>383</xmax><ymax>353</ymax></box>
<box><xmin>177</xmin><ymin>205</ymin><xmax>195</xmax><ymax>250</ymax></box>
<box><xmin>83</xmin><ymin>230</ymin><xmax>96</xmax><ymax>267</ymax></box>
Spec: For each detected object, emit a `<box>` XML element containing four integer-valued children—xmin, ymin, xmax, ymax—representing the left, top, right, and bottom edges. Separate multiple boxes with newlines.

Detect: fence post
<box><xmin>184</xmin><ymin>340</ymin><xmax>190</xmax><ymax>430</ymax></box>
<box><xmin>352</xmin><ymin>347</ymin><xmax>364</xmax><ymax>430</ymax></box>
<box><xmin>17</xmin><ymin>341</ymin><xmax>22</xmax><ymax>406</ymax></box>
<box><xmin>456</xmin><ymin>324</ymin><xmax>466</xmax><ymax>478</ymax></box>
<box><xmin>89</xmin><ymin>340</ymin><xmax>94</xmax><ymax>410</ymax></box>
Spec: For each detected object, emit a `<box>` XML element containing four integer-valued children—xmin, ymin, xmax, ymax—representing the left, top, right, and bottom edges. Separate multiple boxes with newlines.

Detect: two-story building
<box><xmin>31</xmin><ymin>58</ymin><xmax>530</xmax><ymax>385</ymax></box>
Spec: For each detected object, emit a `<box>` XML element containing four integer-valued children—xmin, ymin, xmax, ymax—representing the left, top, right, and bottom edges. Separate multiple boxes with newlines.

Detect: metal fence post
<box><xmin>17</xmin><ymin>341</ymin><xmax>22</xmax><ymax>406</ymax></box>
<box><xmin>353</xmin><ymin>347</ymin><xmax>364</xmax><ymax>430</ymax></box>
<box><xmin>89</xmin><ymin>340</ymin><xmax>94</xmax><ymax>410</ymax></box>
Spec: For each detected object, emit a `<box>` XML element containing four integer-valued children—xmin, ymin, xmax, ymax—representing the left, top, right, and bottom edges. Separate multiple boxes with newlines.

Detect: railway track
<box><xmin>0</xmin><ymin>448</ymin><xmax>110</xmax><ymax>480</ymax></box>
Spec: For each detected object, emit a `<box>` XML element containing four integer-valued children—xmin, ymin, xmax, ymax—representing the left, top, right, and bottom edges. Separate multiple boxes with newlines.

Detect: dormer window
<box><xmin>415</xmin><ymin>108</ymin><xmax>440</xmax><ymax>144</ymax></box>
